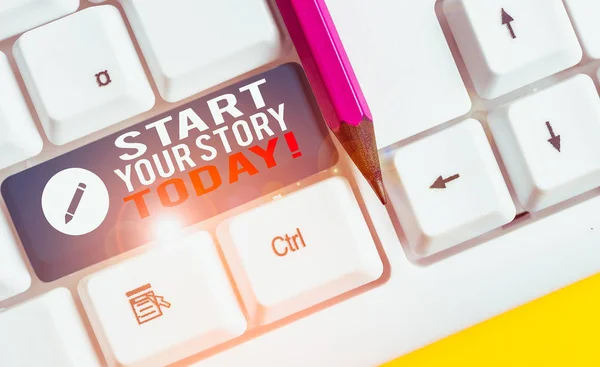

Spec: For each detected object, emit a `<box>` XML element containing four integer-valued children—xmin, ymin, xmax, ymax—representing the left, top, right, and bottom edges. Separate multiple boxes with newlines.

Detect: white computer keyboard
<box><xmin>2</xmin><ymin>0</ymin><xmax>600</xmax><ymax>366</ymax></box>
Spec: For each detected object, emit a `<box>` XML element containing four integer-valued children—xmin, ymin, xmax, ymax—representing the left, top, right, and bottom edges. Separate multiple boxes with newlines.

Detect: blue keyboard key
<box><xmin>2</xmin><ymin>63</ymin><xmax>337</xmax><ymax>282</ymax></box>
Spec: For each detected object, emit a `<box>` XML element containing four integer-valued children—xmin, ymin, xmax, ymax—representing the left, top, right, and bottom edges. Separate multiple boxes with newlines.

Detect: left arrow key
<box><xmin>388</xmin><ymin>119</ymin><xmax>516</xmax><ymax>257</ymax></box>
<box><xmin>430</xmin><ymin>174</ymin><xmax>460</xmax><ymax>189</ymax></box>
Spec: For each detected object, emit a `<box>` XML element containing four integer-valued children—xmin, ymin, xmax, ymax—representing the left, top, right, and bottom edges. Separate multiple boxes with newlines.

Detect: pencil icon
<box><xmin>65</xmin><ymin>183</ymin><xmax>87</xmax><ymax>224</ymax></box>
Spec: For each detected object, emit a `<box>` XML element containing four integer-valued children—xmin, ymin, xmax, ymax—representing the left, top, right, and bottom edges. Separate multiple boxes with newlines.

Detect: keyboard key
<box><xmin>0</xmin><ymin>288</ymin><xmax>102</xmax><ymax>367</ymax></box>
<box><xmin>387</xmin><ymin>119</ymin><xmax>515</xmax><ymax>257</ymax></box>
<box><xmin>121</xmin><ymin>0</ymin><xmax>281</xmax><ymax>103</ymax></box>
<box><xmin>218</xmin><ymin>176</ymin><xmax>383</xmax><ymax>325</ymax></box>
<box><xmin>564</xmin><ymin>0</ymin><xmax>600</xmax><ymax>59</ymax></box>
<box><xmin>2</xmin><ymin>63</ymin><xmax>336</xmax><ymax>282</ymax></box>
<box><xmin>80</xmin><ymin>231</ymin><xmax>246</xmax><ymax>367</ymax></box>
<box><xmin>489</xmin><ymin>75</ymin><xmax>600</xmax><ymax>212</ymax></box>
<box><xmin>13</xmin><ymin>5</ymin><xmax>155</xmax><ymax>145</ymax></box>
<box><xmin>327</xmin><ymin>0</ymin><xmax>471</xmax><ymax>148</ymax></box>
<box><xmin>444</xmin><ymin>0</ymin><xmax>581</xmax><ymax>99</ymax></box>
<box><xmin>0</xmin><ymin>0</ymin><xmax>79</xmax><ymax>41</ymax></box>
<box><xmin>0</xmin><ymin>52</ymin><xmax>43</xmax><ymax>169</ymax></box>
<box><xmin>0</xmin><ymin>209</ymin><xmax>30</xmax><ymax>302</ymax></box>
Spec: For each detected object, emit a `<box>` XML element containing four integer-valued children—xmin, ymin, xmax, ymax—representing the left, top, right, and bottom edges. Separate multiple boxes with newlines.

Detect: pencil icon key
<box><xmin>65</xmin><ymin>183</ymin><xmax>87</xmax><ymax>224</ymax></box>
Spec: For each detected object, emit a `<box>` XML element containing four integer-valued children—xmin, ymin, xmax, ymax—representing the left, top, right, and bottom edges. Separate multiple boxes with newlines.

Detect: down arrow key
<box><xmin>545</xmin><ymin>121</ymin><xmax>561</xmax><ymax>152</ymax></box>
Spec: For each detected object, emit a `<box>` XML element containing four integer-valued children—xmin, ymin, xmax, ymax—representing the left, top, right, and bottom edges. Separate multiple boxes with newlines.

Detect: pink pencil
<box><xmin>276</xmin><ymin>0</ymin><xmax>386</xmax><ymax>204</ymax></box>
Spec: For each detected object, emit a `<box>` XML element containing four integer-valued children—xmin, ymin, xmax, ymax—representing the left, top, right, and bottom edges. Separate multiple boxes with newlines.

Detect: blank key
<box><xmin>218</xmin><ymin>176</ymin><xmax>383</xmax><ymax>325</ymax></box>
<box><xmin>0</xmin><ymin>51</ymin><xmax>43</xmax><ymax>170</ymax></box>
<box><xmin>327</xmin><ymin>0</ymin><xmax>471</xmax><ymax>148</ymax></box>
<box><xmin>14</xmin><ymin>5</ymin><xmax>155</xmax><ymax>145</ymax></box>
<box><xmin>80</xmin><ymin>231</ymin><xmax>246</xmax><ymax>367</ymax></box>
<box><xmin>0</xmin><ymin>288</ymin><xmax>102</xmax><ymax>367</ymax></box>
<box><xmin>564</xmin><ymin>0</ymin><xmax>600</xmax><ymax>59</ymax></box>
<box><xmin>0</xmin><ymin>0</ymin><xmax>79</xmax><ymax>41</ymax></box>
<box><xmin>121</xmin><ymin>0</ymin><xmax>282</xmax><ymax>102</ymax></box>
<box><xmin>0</xmin><ymin>209</ymin><xmax>31</xmax><ymax>302</ymax></box>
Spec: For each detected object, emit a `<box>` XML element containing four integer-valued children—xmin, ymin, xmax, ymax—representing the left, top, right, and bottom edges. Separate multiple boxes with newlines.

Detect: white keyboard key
<box><xmin>489</xmin><ymin>75</ymin><xmax>600</xmax><ymax>212</ymax></box>
<box><xmin>218</xmin><ymin>176</ymin><xmax>383</xmax><ymax>325</ymax></box>
<box><xmin>14</xmin><ymin>5</ymin><xmax>155</xmax><ymax>145</ymax></box>
<box><xmin>328</xmin><ymin>0</ymin><xmax>471</xmax><ymax>148</ymax></box>
<box><xmin>121</xmin><ymin>0</ymin><xmax>281</xmax><ymax>102</ymax></box>
<box><xmin>80</xmin><ymin>231</ymin><xmax>246</xmax><ymax>367</ymax></box>
<box><xmin>0</xmin><ymin>52</ymin><xmax>43</xmax><ymax>169</ymax></box>
<box><xmin>0</xmin><ymin>209</ymin><xmax>30</xmax><ymax>302</ymax></box>
<box><xmin>388</xmin><ymin>119</ymin><xmax>515</xmax><ymax>257</ymax></box>
<box><xmin>564</xmin><ymin>0</ymin><xmax>600</xmax><ymax>59</ymax></box>
<box><xmin>444</xmin><ymin>0</ymin><xmax>581</xmax><ymax>99</ymax></box>
<box><xmin>0</xmin><ymin>0</ymin><xmax>79</xmax><ymax>41</ymax></box>
<box><xmin>0</xmin><ymin>288</ymin><xmax>102</xmax><ymax>367</ymax></box>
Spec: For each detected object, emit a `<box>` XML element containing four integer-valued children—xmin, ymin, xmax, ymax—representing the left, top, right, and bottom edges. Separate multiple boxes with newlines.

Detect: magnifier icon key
<box><xmin>65</xmin><ymin>183</ymin><xmax>87</xmax><ymax>224</ymax></box>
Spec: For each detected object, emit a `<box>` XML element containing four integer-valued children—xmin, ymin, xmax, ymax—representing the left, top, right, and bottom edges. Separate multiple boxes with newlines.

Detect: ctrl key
<box><xmin>218</xmin><ymin>176</ymin><xmax>384</xmax><ymax>325</ymax></box>
<box><xmin>79</xmin><ymin>231</ymin><xmax>246</xmax><ymax>367</ymax></box>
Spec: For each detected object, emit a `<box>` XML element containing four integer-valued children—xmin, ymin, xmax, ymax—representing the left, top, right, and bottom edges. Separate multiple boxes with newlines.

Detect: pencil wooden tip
<box><xmin>335</xmin><ymin>119</ymin><xmax>387</xmax><ymax>205</ymax></box>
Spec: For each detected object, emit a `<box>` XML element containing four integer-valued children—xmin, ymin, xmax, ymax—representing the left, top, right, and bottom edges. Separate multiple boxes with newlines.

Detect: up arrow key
<box><xmin>501</xmin><ymin>8</ymin><xmax>516</xmax><ymax>39</ymax></box>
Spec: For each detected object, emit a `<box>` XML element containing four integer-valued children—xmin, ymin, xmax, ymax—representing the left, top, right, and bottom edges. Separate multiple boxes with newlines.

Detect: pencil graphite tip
<box><xmin>65</xmin><ymin>213</ymin><xmax>73</xmax><ymax>224</ymax></box>
<box><xmin>370</xmin><ymin>172</ymin><xmax>388</xmax><ymax>205</ymax></box>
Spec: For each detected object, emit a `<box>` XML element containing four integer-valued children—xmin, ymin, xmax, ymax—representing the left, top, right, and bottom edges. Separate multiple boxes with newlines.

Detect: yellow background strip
<box><xmin>383</xmin><ymin>273</ymin><xmax>600</xmax><ymax>366</ymax></box>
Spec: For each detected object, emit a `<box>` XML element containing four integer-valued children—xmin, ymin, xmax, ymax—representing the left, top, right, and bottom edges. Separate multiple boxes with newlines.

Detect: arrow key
<box><xmin>489</xmin><ymin>74</ymin><xmax>600</xmax><ymax>212</ymax></box>
<box><xmin>430</xmin><ymin>174</ymin><xmax>461</xmax><ymax>189</ymax></box>
<box><xmin>387</xmin><ymin>119</ymin><xmax>515</xmax><ymax>257</ymax></box>
<box><xmin>444</xmin><ymin>0</ymin><xmax>581</xmax><ymax>99</ymax></box>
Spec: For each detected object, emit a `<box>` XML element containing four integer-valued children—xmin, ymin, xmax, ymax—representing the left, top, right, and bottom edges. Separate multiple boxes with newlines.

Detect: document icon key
<box><xmin>126</xmin><ymin>283</ymin><xmax>171</xmax><ymax>325</ymax></box>
<box><xmin>79</xmin><ymin>231</ymin><xmax>246</xmax><ymax>367</ymax></box>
